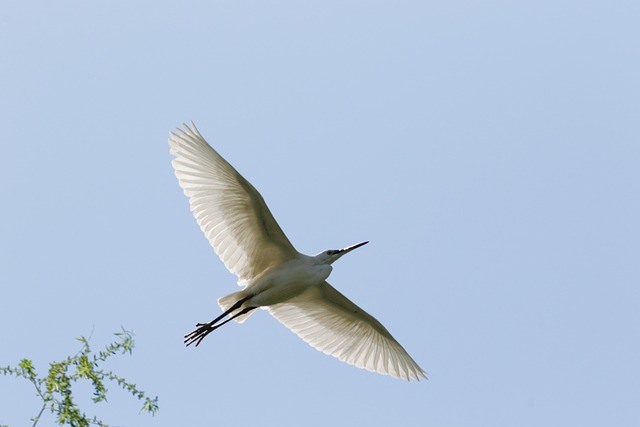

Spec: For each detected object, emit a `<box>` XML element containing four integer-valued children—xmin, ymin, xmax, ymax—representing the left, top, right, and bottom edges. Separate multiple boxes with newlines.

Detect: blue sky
<box><xmin>1</xmin><ymin>1</ymin><xmax>639</xmax><ymax>426</ymax></box>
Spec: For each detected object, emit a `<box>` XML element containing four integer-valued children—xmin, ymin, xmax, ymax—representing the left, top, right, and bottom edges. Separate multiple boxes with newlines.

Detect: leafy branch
<box><xmin>1</xmin><ymin>328</ymin><xmax>158</xmax><ymax>426</ymax></box>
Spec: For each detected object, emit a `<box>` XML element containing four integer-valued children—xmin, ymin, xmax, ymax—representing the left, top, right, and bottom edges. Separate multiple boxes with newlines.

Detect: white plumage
<box><xmin>169</xmin><ymin>122</ymin><xmax>426</xmax><ymax>381</ymax></box>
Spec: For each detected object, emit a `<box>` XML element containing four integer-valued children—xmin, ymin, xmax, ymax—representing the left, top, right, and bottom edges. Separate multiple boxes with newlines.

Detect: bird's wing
<box><xmin>169</xmin><ymin>122</ymin><xmax>299</xmax><ymax>283</ymax></box>
<box><xmin>268</xmin><ymin>281</ymin><xmax>427</xmax><ymax>381</ymax></box>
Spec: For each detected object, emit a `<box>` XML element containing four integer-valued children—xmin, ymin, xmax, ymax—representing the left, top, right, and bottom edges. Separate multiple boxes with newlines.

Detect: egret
<box><xmin>169</xmin><ymin>122</ymin><xmax>426</xmax><ymax>381</ymax></box>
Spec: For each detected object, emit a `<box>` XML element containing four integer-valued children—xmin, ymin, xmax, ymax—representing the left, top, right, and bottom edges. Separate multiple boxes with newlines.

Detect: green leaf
<box><xmin>1</xmin><ymin>328</ymin><xmax>158</xmax><ymax>426</ymax></box>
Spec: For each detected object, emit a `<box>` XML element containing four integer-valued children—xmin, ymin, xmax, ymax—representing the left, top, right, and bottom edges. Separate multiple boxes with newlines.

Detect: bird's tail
<box><xmin>217</xmin><ymin>291</ymin><xmax>256</xmax><ymax>324</ymax></box>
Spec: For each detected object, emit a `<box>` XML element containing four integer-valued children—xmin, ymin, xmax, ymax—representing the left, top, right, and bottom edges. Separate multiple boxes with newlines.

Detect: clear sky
<box><xmin>1</xmin><ymin>1</ymin><xmax>639</xmax><ymax>426</ymax></box>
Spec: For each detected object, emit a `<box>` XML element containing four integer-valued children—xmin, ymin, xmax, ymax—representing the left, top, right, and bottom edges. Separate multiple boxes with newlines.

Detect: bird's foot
<box><xmin>184</xmin><ymin>322</ymin><xmax>214</xmax><ymax>347</ymax></box>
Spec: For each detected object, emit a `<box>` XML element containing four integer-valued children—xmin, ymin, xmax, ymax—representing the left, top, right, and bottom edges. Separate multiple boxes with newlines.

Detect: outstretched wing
<box><xmin>268</xmin><ymin>281</ymin><xmax>427</xmax><ymax>381</ymax></box>
<box><xmin>169</xmin><ymin>122</ymin><xmax>299</xmax><ymax>283</ymax></box>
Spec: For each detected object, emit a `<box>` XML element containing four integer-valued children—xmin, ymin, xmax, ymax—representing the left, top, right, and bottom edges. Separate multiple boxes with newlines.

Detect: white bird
<box><xmin>169</xmin><ymin>122</ymin><xmax>426</xmax><ymax>381</ymax></box>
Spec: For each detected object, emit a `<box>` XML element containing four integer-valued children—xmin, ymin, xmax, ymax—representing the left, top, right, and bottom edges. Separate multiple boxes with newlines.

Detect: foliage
<box><xmin>0</xmin><ymin>329</ymin><xmax>158</xmax><ymax>427</ymax></box>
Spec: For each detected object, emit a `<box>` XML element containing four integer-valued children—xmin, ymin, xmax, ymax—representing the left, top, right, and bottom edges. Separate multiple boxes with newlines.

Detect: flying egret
<box><xmin>169</xmin><ymin>122</ymin><xmax>426</xmax><ymax>381</ymax></box>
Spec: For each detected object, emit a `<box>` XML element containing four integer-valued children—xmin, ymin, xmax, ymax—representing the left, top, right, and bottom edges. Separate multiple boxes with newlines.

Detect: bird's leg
<box><xmin>184</xmin><ymin>306</ymin><xmax>258</xmax><ymax>347</ymax></box>
<box><xmin>200</xmin><ymin>295</ymin><xmax>251</xmax><ymax>328</ymax></box>
<box><xmin>184</xmin><ymin>295</ymin><xmax>253</xmax><ymax>347</ymax></box>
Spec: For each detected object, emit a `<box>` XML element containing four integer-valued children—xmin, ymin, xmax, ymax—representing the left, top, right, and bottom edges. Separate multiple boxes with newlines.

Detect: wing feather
<box><xmin>169</xmin><ymin>123</ymin><xmax>298</xmax><ymax>283</ymax></box>
<box><xmin>268</xmin><ymin>281</ymin><xmax>427</xmax><ymax>381</ymax></box>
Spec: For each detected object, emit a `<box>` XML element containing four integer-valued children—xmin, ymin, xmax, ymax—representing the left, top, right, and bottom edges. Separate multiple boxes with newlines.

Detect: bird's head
<box><xmin>316</xmin><ymin>241</ymin><xmax>369</xmax><ymax>265</ymax></box>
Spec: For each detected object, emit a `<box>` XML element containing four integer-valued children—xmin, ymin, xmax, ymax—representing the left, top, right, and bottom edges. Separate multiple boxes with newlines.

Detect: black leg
<box><xmin>195</xmin><ymin>294</ymin><xmax>252</xmax><ymax>331</ymax></box>
<box><xmin>184</xmin><ymin>306</ymin><xmax>257</xmax><ymax>347</ymax></box>
<box><xmin>184</xmin><ymin>296</ymin><xmax>255</xmax><ymax>347</ymax></box>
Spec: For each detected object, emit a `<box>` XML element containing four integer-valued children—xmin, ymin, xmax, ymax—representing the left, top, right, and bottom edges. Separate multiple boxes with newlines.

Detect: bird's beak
<box><xmin>337</xmin><ymin>241</ymin><xmax>369</xmax><ymax>256</ymax></box>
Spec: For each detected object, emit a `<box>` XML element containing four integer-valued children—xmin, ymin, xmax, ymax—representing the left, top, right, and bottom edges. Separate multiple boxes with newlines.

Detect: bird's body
<box><xmin>241</xmin><ymin>255</ymin><xmax>332</xmax><ymax>306</ymax></box>
<box><xmin>216</xmin><ymin>254</ymin><xmax>333</xmax><ymax>326</ymax></box>
<box><xmin>169</xmin><ymin>123</ymin><xmax>426</xmax><ymax>381</ymax></box>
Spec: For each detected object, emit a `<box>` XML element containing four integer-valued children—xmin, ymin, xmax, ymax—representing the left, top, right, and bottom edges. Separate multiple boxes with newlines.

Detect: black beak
<box><xmin>338</xmin><ymin>241</ymin><xmax>369</xmax><ymax>254</ymax></box>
